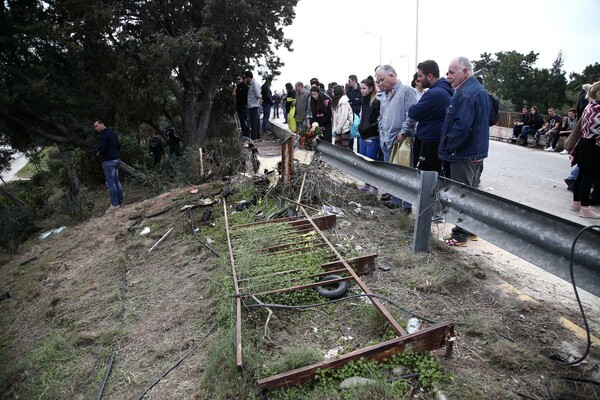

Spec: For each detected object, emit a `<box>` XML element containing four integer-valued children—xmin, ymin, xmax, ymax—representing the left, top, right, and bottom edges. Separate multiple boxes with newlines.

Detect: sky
<box><xmin>268</xmin><ymin>0</ymin><xmax>600</xmax><ymax>92</ymax></box>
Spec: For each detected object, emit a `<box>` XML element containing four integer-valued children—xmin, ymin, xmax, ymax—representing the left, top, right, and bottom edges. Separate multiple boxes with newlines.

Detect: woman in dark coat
<box><xmin>357</xmin><ymin>75</ymin><xmax>381</xmax><ymax>192</ymax></box>
<box><xmin>309</xmin><ymin>86</ymin><xmax>333</xmax><ymax>142</ymax></box>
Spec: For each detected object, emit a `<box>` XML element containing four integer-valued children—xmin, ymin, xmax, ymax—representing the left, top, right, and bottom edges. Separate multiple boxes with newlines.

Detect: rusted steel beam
<box><xmin>240</xmin><ymin>275</ymin><xmax>353</xmax><ymax>298</ymax></box>
<box><xmin>223</xmin><ymin>201</ymin><xmax>243</xmax><ymax>371</ymax></box>
<box><xmin>257</xmin><ymin>322</ymin><xmax>455</xmax><ymax>390</ymax></box>
<box><xmin>281</xmin><ymin>136</ymin><xmax>293</xmax><ymax>184</ymax></box>
<box><xmin>230</xmin><ymin>216</ymin><xmax>298</xmax><ymax>229</ymax></box>
<box><xmin>299</xmin><ymin>207</ymin><xmax>405</xmax><ymax>335</ymax></box>
<box><xmin>238</xmin><ymin>268</ymin><xmax>349</xmax><ymax>293</ymax></box>
<box><xmin>289</xmin><ymin>214</ymin><xmax>336</xmax><ymax>230</ymax></box>
<box><xmin>321</xmin><ymin>254</ymin><xmax>378</xmax><ymax>276</ymax></box>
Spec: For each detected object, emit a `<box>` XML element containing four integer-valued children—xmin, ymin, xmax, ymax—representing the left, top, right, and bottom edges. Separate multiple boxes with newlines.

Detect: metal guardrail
<box><xmin>267</xmin><ymin>122</ymin><xmax>600</xmax><ymax>297</ymax></box>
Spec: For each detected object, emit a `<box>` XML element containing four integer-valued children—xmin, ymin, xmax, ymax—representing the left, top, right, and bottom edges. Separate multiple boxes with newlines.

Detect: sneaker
<box><xmin>579</xmin><ymin>206</ymin><xmax>600</xmax><ymax>219</ymax></box>
<box><xmin>383</xmin><ymin>201</ymin><xmax>400</xmax><ymax>209</ymax></box>
<box><xmin>560</xmin><ymin>149</ymin><xmax>568</xmax><ymax>155</ymax></box>
<box><xmin>543</xmin><ymin>147</ymin><xmax>554</xmax><ymax>152</ymax></box>
<box><xmin>105</xmin><ymin>204</ymin><xmax>119</xmax><ymax>214</ymax></box>
<box><xmin>380</xmin><ymin>193</ymin><xmax>391</xmax><ymax>201</ymax></box>
<box><xmin>570</xmin><ymin>201</ymin><xmax>581</xmax><ymax>211</ymax></box>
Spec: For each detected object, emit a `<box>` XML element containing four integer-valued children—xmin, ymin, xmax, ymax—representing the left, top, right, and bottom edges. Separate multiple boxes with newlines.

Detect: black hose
<box><xmin>188</xmin><ymin>208</ymin><xmax>221</xmax><ymax>257</ymax></box>
<box><xmin>244</xmin><ymin>293</ymin><xmax>437</xmax><ymax>324</ymax></box>
<box><xmin>137</xmin><ymin>322</ymin><xmax>218</xmax><ymax>399</ymax></box>
<box><xmin>561</xmin><ymin>224</ymin><xmax>600</xmax><ymax>366</ymax></box>
<box><xmin>95</xmin><ymin>346</ymin><xmax>117</xmax><ymax>400</ymax></box>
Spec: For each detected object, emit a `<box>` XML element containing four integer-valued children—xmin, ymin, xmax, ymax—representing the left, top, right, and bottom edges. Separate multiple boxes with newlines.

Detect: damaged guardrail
<box><xmin>267</xmin><ymin>121</ymin><xmax>600</xmax><ymax>297</ymax></box>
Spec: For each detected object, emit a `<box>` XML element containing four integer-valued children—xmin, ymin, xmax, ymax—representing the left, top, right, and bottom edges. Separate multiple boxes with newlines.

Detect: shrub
<box><xmin>0</xmin><ymin>203</ymin><xmax>35</xmax><ymax>252</ymax></box>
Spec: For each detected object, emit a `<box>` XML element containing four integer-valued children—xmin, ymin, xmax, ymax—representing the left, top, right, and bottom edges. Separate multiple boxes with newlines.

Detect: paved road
<box><xmin>0</xmin><ymin>152</ymin><xmax>28</xmax><ymax>183</ymax></box>
<box><xmin>476</xmin><ymin>140</ymin><xmax>593</xmax><ymax>225</ymax></box>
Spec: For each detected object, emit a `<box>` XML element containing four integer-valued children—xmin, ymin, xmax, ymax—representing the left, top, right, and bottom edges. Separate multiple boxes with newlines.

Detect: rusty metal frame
<box><xmin>224</xmin><ymin>203</ymin><xmax>454</xmax><ymax>387</ymax></box>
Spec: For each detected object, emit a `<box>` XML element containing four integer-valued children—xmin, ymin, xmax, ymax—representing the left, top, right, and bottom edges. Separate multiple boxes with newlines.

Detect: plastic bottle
<box><xmin>406</xmin><ymin>317</ymin><xmax>420</xmax><ymax>334</ymax></box>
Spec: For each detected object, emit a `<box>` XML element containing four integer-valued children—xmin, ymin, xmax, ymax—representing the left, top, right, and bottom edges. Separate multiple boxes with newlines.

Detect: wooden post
<box><xmin>198</xmin><ymin>147</ymin><xmax>204</xmax><ymax>176</ymax></box>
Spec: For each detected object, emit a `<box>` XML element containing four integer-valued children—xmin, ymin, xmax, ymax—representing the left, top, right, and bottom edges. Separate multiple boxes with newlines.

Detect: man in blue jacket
<box><xmin>440</xmin><ymin>57</ymin><xmax>491</xmax><ymax>245</ymax></box>
<box><xmin>409</xmin><ymin>60</ymin><xmax>454</xmax><ymax>174</ymax></box>
<box><xmin>94</xmin><ymin>119</ymin><xmax>124</xmax><ymax>213</ymax></box>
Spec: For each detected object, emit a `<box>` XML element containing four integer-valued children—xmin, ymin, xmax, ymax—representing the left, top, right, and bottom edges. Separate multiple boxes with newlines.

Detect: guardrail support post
<box><xmin>412</xmin><ymin>171</ymin><xmax>438</xmax><ymax>253</ymax></box>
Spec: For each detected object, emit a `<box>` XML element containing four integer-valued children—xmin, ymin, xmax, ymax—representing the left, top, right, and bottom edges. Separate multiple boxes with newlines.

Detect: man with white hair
<box><xmin>440</xmin><ymin>56</ymin><xmax>491</xmax><ymax>246</ymax></box>
<box><xmin>375</xmin><ymin>64</ymin><xmax>417</xmax><ymax>213</ymax></box>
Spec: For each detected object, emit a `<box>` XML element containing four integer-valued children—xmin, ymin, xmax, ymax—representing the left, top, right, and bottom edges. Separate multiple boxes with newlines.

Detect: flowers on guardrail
<box><xmin>298</xmin><ymin>122</ymin><xmax>324</xmax><ymax>150</ymax></box>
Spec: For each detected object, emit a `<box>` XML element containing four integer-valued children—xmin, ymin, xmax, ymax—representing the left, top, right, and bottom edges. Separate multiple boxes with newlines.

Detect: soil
<box><xmin>1</xmin><ymin>135</ymin><xmax>599</xmax><ymax>400</ymax></box>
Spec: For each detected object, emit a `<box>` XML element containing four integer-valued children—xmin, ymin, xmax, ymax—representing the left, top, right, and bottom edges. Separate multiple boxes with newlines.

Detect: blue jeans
<box><xmin>568</xmin><ymin>164</ymin><xmax>579</xmax><ymax>181</ymax></box>
<box><xmin>273</xmin><ymin>105</ymin><xmax>279</xmax><ymax>118</ymax></box>
<box><xmin>380</xmin><ymin>143</ymin><xmax>412</xmax><ymax>209</ymax></box>
<box><xmin>262</xmin><ymin>104</ymin><xmax>272</xmax><ymax>133</ymax></box>
<box><xmin>102</xmin><ymin>159</ymin><xmax>123</xmax><ymax>206</ymax></box>
<box><xmin>359</xmin><ymin>137</ymin><xmax>381</xmax><ymax>160</ymax></box>
<box><xmin>249</xmin><ymin>107</ymin><xmax>260</xmax><ymax>140</ymax></box>
<box><xmin>519</xmin><ymin>125</ymin><xmax>534</xmax><ymax>144</ymax></box>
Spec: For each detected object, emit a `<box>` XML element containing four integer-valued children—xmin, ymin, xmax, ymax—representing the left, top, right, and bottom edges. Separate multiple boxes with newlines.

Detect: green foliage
<box><xmin>474</xmin><ymin>50</ymin><xmax>568</xmax><ymax>111</ymax></box>
<box><xmin>0</xmin><ymin>203</ymin><xmax>34</xmax><ymax>252</ymax></box>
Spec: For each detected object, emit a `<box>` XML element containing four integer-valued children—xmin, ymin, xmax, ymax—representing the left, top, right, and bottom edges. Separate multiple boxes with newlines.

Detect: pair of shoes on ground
<box><xmin>443</xmin><ymin>232</ymin><xmax>478</xmax><ymax>247</ymax></box>
<box><xmin>570</xmin><ymin>201</ymin><xmax>600</xmax><ymax>218</ymax></box>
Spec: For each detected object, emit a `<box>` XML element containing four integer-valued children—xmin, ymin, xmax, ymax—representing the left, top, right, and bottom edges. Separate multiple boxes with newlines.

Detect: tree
<box><xmin>473</xmin><ymin>50</ymin><xmax>569</xmax><ymax>111</ymax></box>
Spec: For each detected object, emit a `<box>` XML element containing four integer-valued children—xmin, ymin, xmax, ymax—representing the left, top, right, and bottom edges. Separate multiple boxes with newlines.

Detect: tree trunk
<box><xmin>0</xmin><ymin>186</ymin><xmax>32</xmax><ymax>211</ymax></box>
<box><xmin>56</xmin><ymin>143</ymin><xmax>80</xmax><ymax>203</ymax></box>
<box><xmin>195</xmin><ymin>74</ymin><xmax>223</xmax><ymax>146</ymax></box>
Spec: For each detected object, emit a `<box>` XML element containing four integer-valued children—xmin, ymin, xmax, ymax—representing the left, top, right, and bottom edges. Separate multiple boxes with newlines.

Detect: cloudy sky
<box><xmin>269</xmin><ymin>0</ymin><xmax>600</xmax><ymax>92</ymax></box>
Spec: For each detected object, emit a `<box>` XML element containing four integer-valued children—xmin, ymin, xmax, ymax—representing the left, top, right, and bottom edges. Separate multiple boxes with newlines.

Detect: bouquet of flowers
<box><xmin>298</xmin><ymin>122</ymin><xmax>324</xmax><ymax>150</ymax></box>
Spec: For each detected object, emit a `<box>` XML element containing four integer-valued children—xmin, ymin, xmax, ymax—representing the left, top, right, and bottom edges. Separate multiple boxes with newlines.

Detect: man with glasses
<box><xmin>439</xmin><ymin>56</ymin><xmax>491</xmax><ymax>246</ymax></box>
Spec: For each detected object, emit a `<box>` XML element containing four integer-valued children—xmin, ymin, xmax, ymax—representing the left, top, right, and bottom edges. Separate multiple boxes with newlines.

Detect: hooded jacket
<box><xmin>408</xmin><ymin>78</ymin><xmax>454</xmax><ymax>141</ymax></box>
<box><xmin>332</xmin><ymin>95</ymin><xmax>352</xmax><ymax>135</ymax></box>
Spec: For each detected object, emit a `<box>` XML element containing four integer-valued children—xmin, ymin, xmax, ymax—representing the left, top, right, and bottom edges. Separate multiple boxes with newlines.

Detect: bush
<box><xmin>0</xmin><ymin>203</ymin><xmax>35</xmax><ymax>252</ymax></box>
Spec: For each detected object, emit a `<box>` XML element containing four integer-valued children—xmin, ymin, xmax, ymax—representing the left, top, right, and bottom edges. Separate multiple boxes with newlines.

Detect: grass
<box><xmin>14</xmin><ymin>147</ymin><xmax>52</xmax><ymax>178</ymax></box>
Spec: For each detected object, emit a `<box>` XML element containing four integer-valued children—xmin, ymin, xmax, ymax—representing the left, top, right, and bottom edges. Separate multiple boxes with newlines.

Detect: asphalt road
<box><xmin>480</xmin><ymin>140</ymin><xmax>592</xmax><ymax>225</ymax></box>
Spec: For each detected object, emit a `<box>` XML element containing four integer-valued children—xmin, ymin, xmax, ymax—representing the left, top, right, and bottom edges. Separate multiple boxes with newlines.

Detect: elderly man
<box><xmin>439</xmin><ymin>56</ymin><xmax>491</xmax><ymax>246</ymax></box>
<box><xmin>94</xmin><ymin>118</ymin><xmax>123</xmax><ymax>213</ymax></box>
<box><xmin>375</xmin><ymin>64</ymin><xmax>417</xmax><ymax>213</ymax></box>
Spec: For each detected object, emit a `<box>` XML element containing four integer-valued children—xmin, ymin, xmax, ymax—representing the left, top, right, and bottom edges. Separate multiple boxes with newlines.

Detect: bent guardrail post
<box><xmin>315</xmin><ymin>139</ymin><xmax>434</xmax><ymax>253</ymax></box>
<box><xmin>438</xmin><ymin>179</ymin><xmax>600</xmax><ymax>296</ymax></box>
<box><xmin>413</xmin><ymin>171</ymin><xmax>438</xmax><ymax>252</ymax></box>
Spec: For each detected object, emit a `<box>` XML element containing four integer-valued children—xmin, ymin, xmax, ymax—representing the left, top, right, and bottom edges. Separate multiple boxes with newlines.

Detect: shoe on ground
<box><xmin>564</xmin><ymin>178</ymin><xmax>575</xmax><ymax>191</ymax></box>
<box><xmin>570</xmin><ymin>201</ymin><xmax>581</xmax><ymax>211</ymax></box>
<box><xmin>105</xmin><ymin>204</ymin><xmax>119</xmax><ymax>214</ymax></box>
<box><xmin>560</xmin><ymin>149</ymin><xmax>568</xmax><ymax>155</ymax></box>
<box><xmin>543</xmin><ymin>147</ymin><xmax>554</xmax><ymax>152</ymax></box>
<box><xmin>380</xmin><ymin>193</ymin><xmax>391</xmax><ymax>201</ymax></box>
<box><xmin>467</xmin><ymin>234</ymin><xmax>479</xmax><ymax>241</ymax></box>
<box><xmin>579</xmin><ymin>206</ymin><xmax>600</xmax><ymax>219</ymax></box>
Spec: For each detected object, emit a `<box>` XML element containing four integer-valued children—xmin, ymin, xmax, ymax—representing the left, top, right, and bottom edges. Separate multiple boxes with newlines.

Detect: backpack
<box><xmin>347</xmin><ymin>107</ymin><xmax>360</xmax><ymax>139</ymax></box>
<box><xmin>489</xmin><ymin>94</ymin><xmax>500</xmax><ymax>126</ymax></box>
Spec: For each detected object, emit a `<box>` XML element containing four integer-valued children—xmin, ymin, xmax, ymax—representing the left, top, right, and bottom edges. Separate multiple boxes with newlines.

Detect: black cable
<box><xmin>561</xmin><ymin>224</ymin><xmax>600</xmax><ymax>366</ymax></box>
<box><xmin>95</xmin><ymin>346</ymin><xmax>117</xmax><ymax>400</ymax></box>
<box><xmin>514</xmin><ymin>392</ymin><xmax>537</xmax><ymax>400</ymax></box>
<box><xmin>243</xmin><ymin>293</ymin><xmax>437</xmax><ymax>324</ymax></box>
<box><xmin>188</xmin><ymin>208</ymin><xmax>221</xmax><ymax>257</ymax></box>
<box><xmin>137</xmin><ymin>322</ymin><xmax>218</xmax><ymax>399</ymax></box>
<box><xmin>546</xmin><ymin>377</ymin><xmax>556</xmax><ymax>400</ymax></box>
<box><xmin>559</xmin><ymin>376</ymin><xmax>600</xmax><ymax>386</ymax></box>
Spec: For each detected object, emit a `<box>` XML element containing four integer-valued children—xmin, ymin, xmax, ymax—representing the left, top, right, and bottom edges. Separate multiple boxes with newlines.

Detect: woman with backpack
<box><xmin>357</xmin><ymin>76</ymin><xmax>381</xmax><ymax>192</ymax></box>
<box><xmin>309</xmin><ymin>86</ymin><xmax>333</xmax><ymax>143</ymax></box>
<box><xmin>331</xmin><ymin>85</ymin><xmax>351</xmax><ymax>148</ymax></box>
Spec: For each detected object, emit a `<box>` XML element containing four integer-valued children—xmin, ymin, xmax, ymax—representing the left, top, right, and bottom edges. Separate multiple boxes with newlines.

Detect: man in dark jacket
<box><xmin>440</xmin><ymin>56</ymin><xmax>491</xmax><ymax>246</ymax></box>
<box><xmin>409</xmin><ymin>60</ymin><xmax>454</xmax><ymax>174</ymax></box>
<box><xmin>148</xmin><ymin>131</ymin><xmax>165</xmax><ymax>167</ymax></box>
<box><xmin>261</xmin><ymin>78</ymin><xmax>273</xmax><ymax>134</ymax></box>
<box><xmin>233</xmin><ymin>73</ymin><xmax>250</xmax><ymax>137</ymax></box>
<box><xmin>94</xmin><ymin>118</ymin><xmax>123</xmax><ymax>212</ymax></box>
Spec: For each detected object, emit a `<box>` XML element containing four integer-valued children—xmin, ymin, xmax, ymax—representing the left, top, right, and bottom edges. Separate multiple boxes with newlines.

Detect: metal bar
<box><xmin>240</xmin><ymin>276</ymin><xmax>353</xmax><ymax>298</ymax></box>
<box><xmin>321</xmin><ymin>254</ymin><xmax>378</xmax><ymax>275</ymax></box>
<box><xmin>239</xmin><ymin>269</ymin><xmax>349</xmax><ymax>293</ymax></box>
<box><xmin>438</xmin><ymin>179</ymin><xmax>600</xmax><ymax>296</ymax></box>
<box><xmin>281</xmin><ymin>136</ymin><xmax>293</xmax><ymax>184</ymax></box>
<box><xmin>279</xmin><ymin>196</ymin><xmax>320</xmax><ymax>212</ymax></box>
<box><xmin>239</xmin><ymin>267</ymin><xmax>348</xmax><ymax>284</ymax></box>
<box><xmin>413</xmin><ymin>171</ymin><xmax>438</xmax><ymax>252</ymax></box>
<box><xmin>314</xmin><ymin>140</ymin><xmax>600</xmax><ymax>296</ymax></box>
<box><xmin>257</xmin><ymin>322</ymin><xmax>455</xmax><ymax>390</ymax></box>
<box><xmin>299</xmin><ymin>207</ymin><xmax>406</xmax><ymax>335</ymax></box>
<box><xmin>223</xmin><ymin>201</ymin><xmax>243</xmax><ymax>370</ymax></box>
